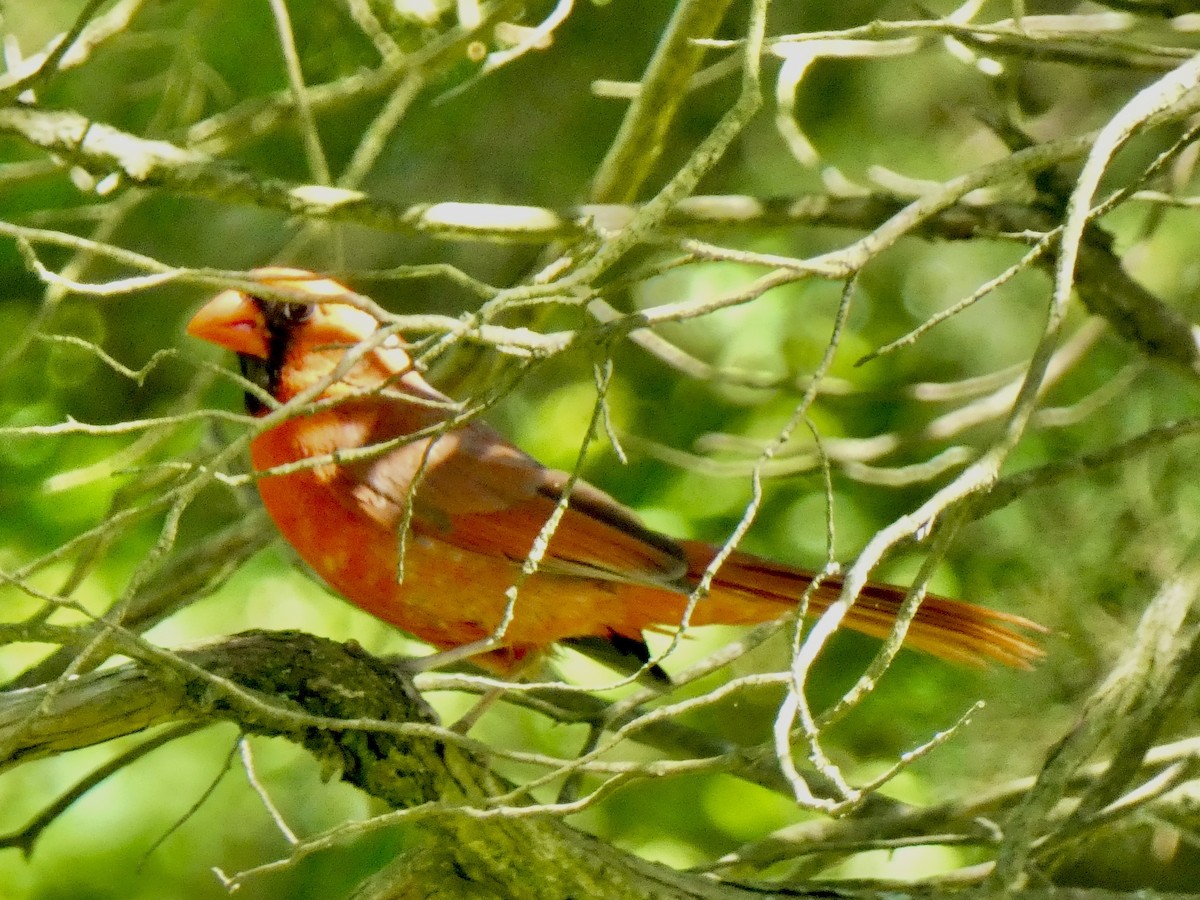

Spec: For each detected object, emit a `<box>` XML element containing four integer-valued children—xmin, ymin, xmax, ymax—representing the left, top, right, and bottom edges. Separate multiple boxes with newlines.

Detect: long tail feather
<box><xmin>676</xmin><ymin>541</ymin><xmax>1045</xmax><ymax>668</ymax></box>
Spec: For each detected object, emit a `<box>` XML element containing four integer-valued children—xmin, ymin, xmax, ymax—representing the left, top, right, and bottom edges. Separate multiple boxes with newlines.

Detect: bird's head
<box><xmin>187</xmin><ymin>268</ymin><xmax>414</xmax><ymax>412</ymax></box>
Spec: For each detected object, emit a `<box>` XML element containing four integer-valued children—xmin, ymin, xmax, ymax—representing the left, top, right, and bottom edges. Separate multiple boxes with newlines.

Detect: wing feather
<box><xmin>309</xmin><ymin>398</ymin><xmax>687</xmax><ymax>587</ymax></box>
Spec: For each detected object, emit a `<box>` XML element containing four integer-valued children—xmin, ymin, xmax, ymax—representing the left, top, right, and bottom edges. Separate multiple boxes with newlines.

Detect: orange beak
<box><xmin>187</xmin><ymin>289</ymin><xmax>270</xmax><ymax>358</ymax></box>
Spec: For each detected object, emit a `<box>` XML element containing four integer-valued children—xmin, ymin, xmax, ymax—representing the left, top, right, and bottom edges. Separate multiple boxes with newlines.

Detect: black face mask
<box><xmin>239</xmin><ymin>353</ymin><xmax>274</xmax><ymax>415</ymax></box>
<box><xmin>237</xmin><ymin>297</ymin><xmax>313</xmax><ymax>414</ymax></box>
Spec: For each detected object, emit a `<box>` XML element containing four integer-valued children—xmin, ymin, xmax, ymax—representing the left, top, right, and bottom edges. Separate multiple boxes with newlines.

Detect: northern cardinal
<box><xmin>188</xmin><ymin>268</ymin><xmax>1041</xmax><ymax>673</ymax></box>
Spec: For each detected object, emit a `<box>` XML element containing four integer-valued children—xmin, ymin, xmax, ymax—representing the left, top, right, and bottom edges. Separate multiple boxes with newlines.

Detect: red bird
<box><xmin>188</xmin><ymin>268</ymin><xmax>1041</xmax><ymax>674</ymax></box>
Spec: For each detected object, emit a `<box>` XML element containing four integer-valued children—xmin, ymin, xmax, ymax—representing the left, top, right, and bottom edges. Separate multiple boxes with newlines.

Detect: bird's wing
<box><xmin>321</xmin><ymin>397</ymin><xmax>688</xmax><ymax>588</ymax></box>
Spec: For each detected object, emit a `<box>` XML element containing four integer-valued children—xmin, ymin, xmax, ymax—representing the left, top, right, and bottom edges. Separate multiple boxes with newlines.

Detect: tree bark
<box><xmin>0</xmin><ymin>631</ymin><xmax>1194</xmax><ymax>899</ymax></box>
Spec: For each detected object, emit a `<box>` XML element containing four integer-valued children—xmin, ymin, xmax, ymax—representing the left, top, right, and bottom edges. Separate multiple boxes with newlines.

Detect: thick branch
<box><xmin>0</xmin><ymin>630</ymin><xmax>806</xmax><ymax>898</ymax></box>
<box><xmin>1</xmin><ymin>630</ymin><xmax>1188</xmax><ymax>899</ymax></box>
<box><xmin>1</xmin><ymin>107</ymin><xmax>1195</xmax><ymax>374</ymax></box>
<box><xmin>0</xmin><ymin>108</ymin><xmax>1079</xmax><ymax>243</ymax></box>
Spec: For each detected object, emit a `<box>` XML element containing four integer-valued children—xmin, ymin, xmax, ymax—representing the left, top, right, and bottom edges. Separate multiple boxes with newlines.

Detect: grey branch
<box><xmin>0</xmin><ymin>629</ymin><xmax>1190</xmax><ymax>900</ymax></box>
<box><xmin>1</xmin><ymin>105</ymin><xmax>1196</xmax><ymax>375</ymax></box>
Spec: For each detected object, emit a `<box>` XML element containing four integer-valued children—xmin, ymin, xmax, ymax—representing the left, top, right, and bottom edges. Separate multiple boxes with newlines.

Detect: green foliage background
<box><xmin>2</xmin><ymin>0</ymin><xmax>1200</xmax><ymax>897</ymax></box>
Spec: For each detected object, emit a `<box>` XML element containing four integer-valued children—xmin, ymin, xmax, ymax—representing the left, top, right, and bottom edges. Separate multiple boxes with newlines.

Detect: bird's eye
<box><xmin>257</xmin><ymin>297</ymin><xmax>314</xmax><ymax>328</ymax></box>
<box><xmin>280</xmin><ymin>302</ymin><xmax>313</xmax><ymax>323</ymax></box>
